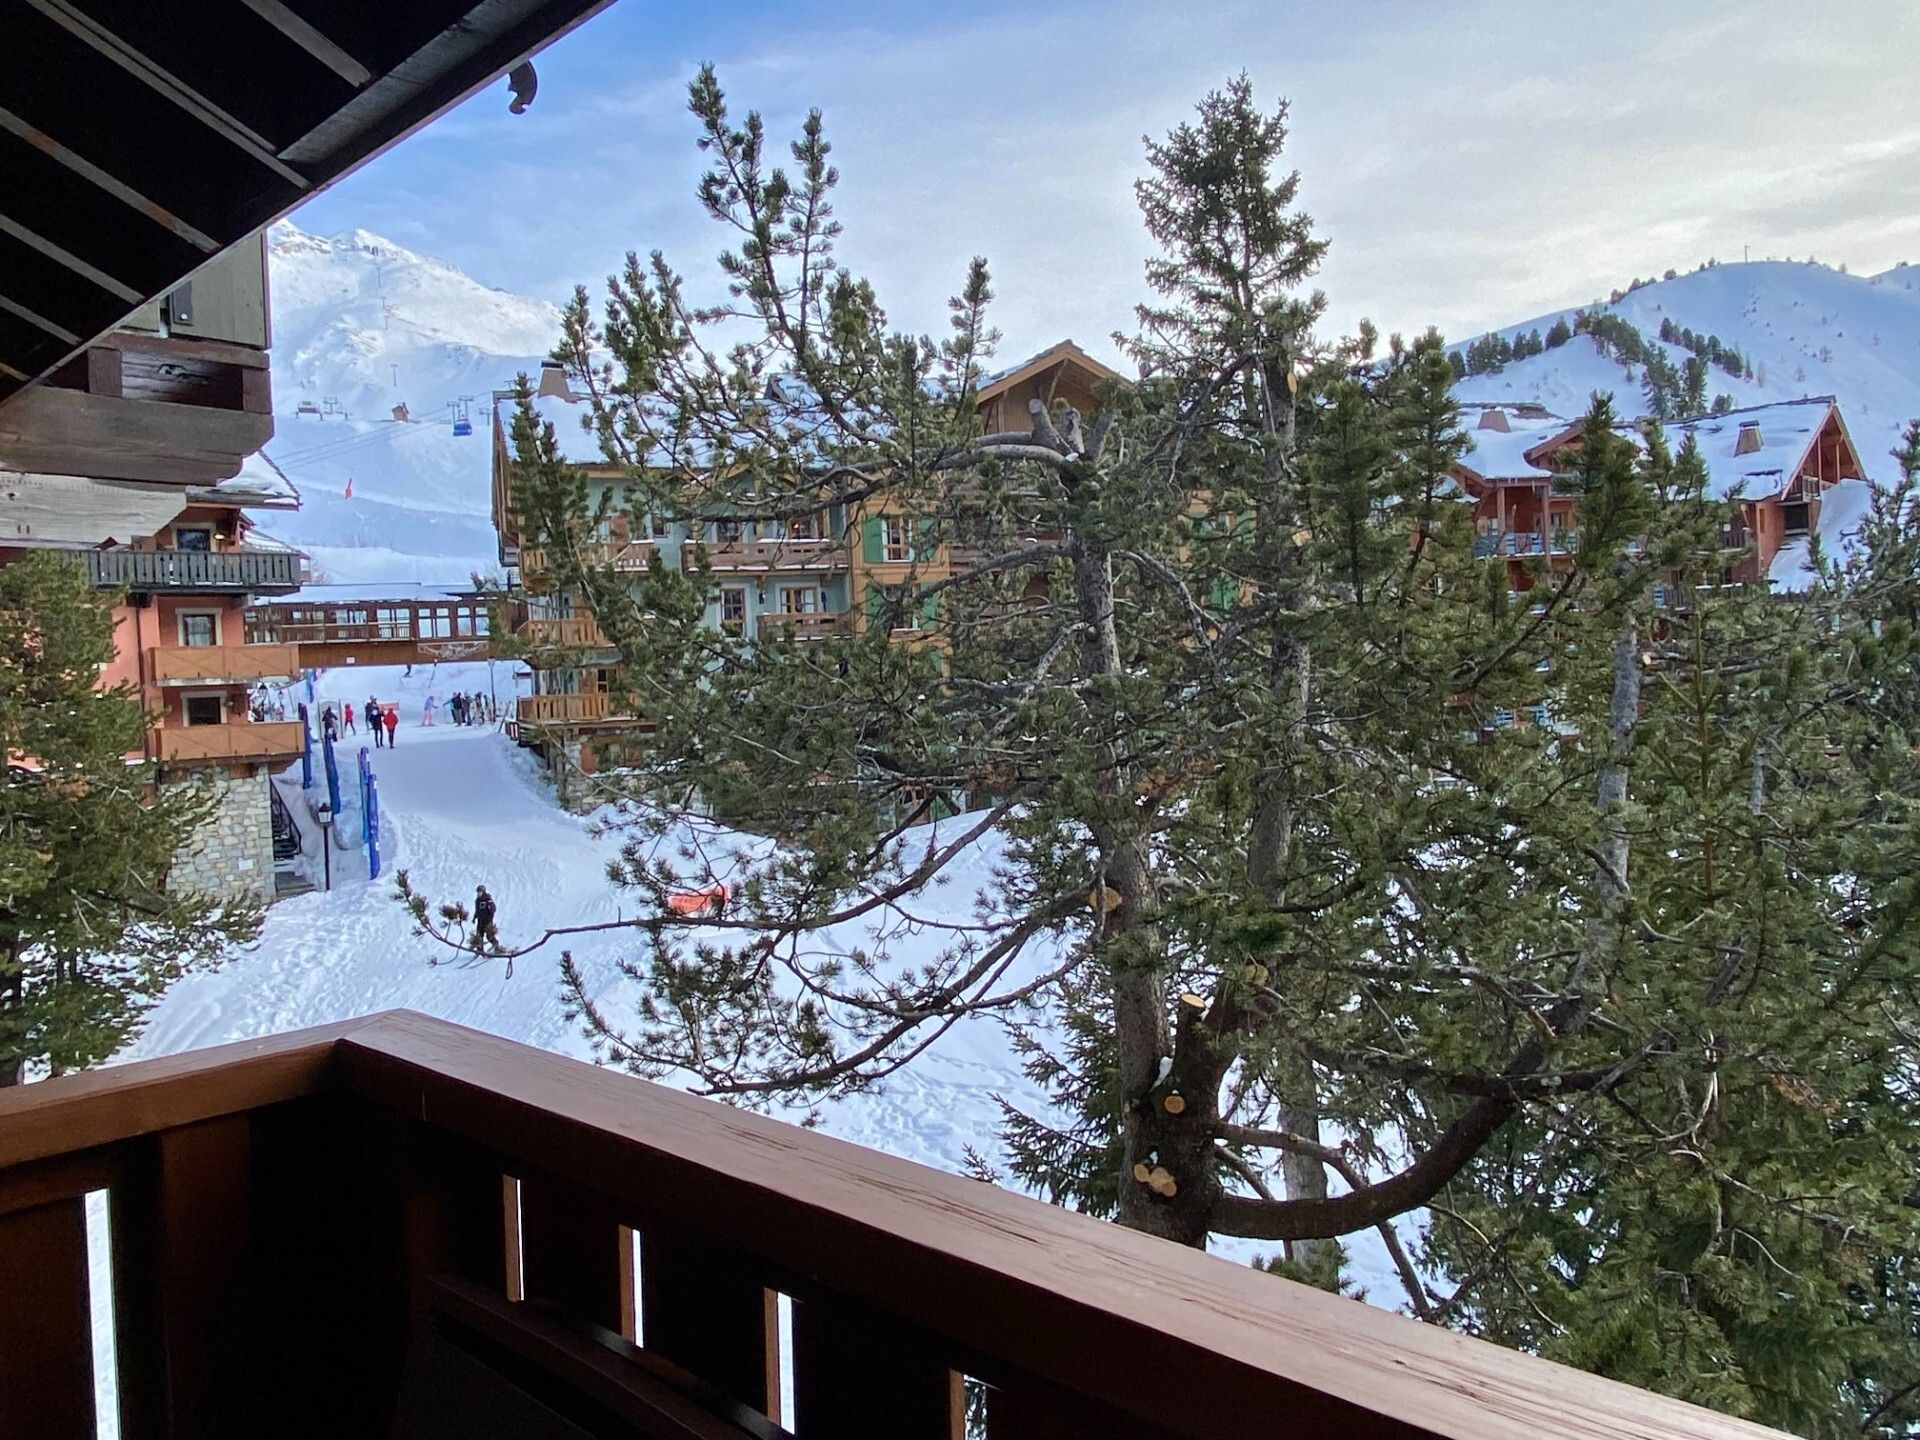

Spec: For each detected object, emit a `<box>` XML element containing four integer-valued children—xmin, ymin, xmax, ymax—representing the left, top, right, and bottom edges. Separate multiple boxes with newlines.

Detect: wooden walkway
<box><xmin>245</xmin><ymin>597</ymin><xmax>496</xmax><ymax>669</ymax></box>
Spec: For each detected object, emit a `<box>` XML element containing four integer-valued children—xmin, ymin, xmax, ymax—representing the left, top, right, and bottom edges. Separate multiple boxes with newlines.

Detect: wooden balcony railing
<box><xmin>515</xmin><ymin>616</ymin><xmax>611</xmax><ymax>650</ymax></box>
<box><xmin>151</xmin><ymin>719</ymin><xmax>305</xmax><ymax>763</ymax></box>
<box><xmin>516</xmin><ymin>691</ymin><xmax>620</xmax><ymax>725</ymax></box>
<box><xmin>85</xmin><ymin>547</ymin><xmax>301</xmax><ymax>593</ymax></box>
<box><xmin>685</xmin><ymin>536</ymin><xmax>847</xmax><ymax>572</ymax></box>
<box><xmin>756</xmin><ymin>610</ymin><xmax>851</xmax><ymax>641</ymax></box>
<box><xmin>521</xmin><ymin>540</ymin><xmax>656</xmax><ymax>576</ymax></box>
<box><xmin>149</xmin><ymin>642</ymin><xmax>301</xmax><ymax>684</ymax></box>
<box><xmin>0</xmin><ymin>1012</ymin><xmax>1784</xmax><ymax>1440</ymax></box>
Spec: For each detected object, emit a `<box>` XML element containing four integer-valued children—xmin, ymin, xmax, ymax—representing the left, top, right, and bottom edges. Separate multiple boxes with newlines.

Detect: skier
<box><xmin>472</xmin><ymin>884</ymin><xmax>499</xmax><ymax>954</ymax></box>
<box><xmin>367</xmin><ymin>696</ymin><xmax>384</xmax><ymax>748</ymax></box>
<box><xmin>452</xmin><ymin>693</ymin><xmax>467</xmax><ymax>726</ymax></box>
<box><xmin>321</xmin><ymin>707</ymin><xmax>339</xmax><ymax>743</ymax></box>
<box><xmin>476</xmin><ymin>692</ymin><xmax>491</xmax><ymax>726</ymax></box>
<box><xmin>382</xmin><ymin>705</ymin><xmax>398</xmax><ymax>746</ymax></box>
<box><xmin>423</xmin><ymin>694</ymin><xmax>437</xmax><ymax>726</ymax></box>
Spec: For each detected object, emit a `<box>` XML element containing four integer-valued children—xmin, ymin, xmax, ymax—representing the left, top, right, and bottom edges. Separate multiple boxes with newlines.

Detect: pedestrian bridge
<box><xmin>245</xmin><ymin>597</ymin><xmax>497</xmax><ymax>670</ymax></box>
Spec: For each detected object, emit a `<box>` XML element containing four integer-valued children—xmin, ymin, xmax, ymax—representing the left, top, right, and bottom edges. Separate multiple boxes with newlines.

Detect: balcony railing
<box><xmin>0</xmin><ymin>1011</ymin><xmax>1786</xmax><ymax>1440</ymax></box>
<box><xmin>515</xmin><ymin>616</ymin><xmax>612</xmax><ymax>650</ymax></box>
<box><xmin>1472</xmin><ymin>532</ymin><xmax>1578</xmax><ymax>559</ymax></box>
<box><xmin>149</xmin><ymin>642</ymin><xmax>301</xmax><ymax>685</ymax></box>
<box><xmin>86</xmin><ymin>547</ymin><xmax>301</xmax><ymax>593</ymax></box>
<box><xmin>151</xmin><ymin>719</ymin><xmax>305</xmax><ymax>763</ymax></box>
<box><xmin>685</xmin><ymin>536</ymin><xmax>847</xmax><ymax>572</ymax></box>
<box><xmin>516</xmin><ymin>691</ymin><xmax>622</xmax><ymax>725</ymax></box>
<box><xmin>757</xmin><ymin>610</ymin><xmax>851</xmax><ymax>641</ymax></box>
<box><xmin>520</xmin><ymin>540</ymin><xmax>656</xmax><ymax>577</ymax></box>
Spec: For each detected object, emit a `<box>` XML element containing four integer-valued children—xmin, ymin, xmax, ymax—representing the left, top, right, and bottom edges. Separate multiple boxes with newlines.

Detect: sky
<box><xmin>289</xmin><ymin>0</ymin><xmax>1920</xmax><ymax>368</ymax></box>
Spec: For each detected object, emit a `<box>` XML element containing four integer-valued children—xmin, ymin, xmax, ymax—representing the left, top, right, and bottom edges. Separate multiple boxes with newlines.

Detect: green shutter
<box><xmin>862</xmin><ymin>516</ymin><xmax>885</xmax><ymax>564</ymax></box>
<box><xmin>865</xmin><ymin>584</ymin><xmax>886</xmax><ymax>625</ymax></box>
<box><xmin>1209</xmin><ymin>577</ymin><xmax>1237</xmax><ymax>611</ymax></box>
<box><xmin>921</xmin><ymin>589</ymin><xmax>938</xmax><ymax>623</ymax></box>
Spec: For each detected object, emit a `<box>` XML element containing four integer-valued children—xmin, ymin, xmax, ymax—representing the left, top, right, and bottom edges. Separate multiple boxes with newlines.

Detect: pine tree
<box><xmin>0</xmin><ymin>553</ymin><xmax>258</xmax><ymax>1083</ymax></box>
<box><xmin>447</xmin><ymin>71</ymin><xmax>1920</xmax><ymax>1433</ymax></box>
<box><xmin>1546</xmin><ymin>316</ymin><xmax>1573</xmax><ymax>349</ymax></box>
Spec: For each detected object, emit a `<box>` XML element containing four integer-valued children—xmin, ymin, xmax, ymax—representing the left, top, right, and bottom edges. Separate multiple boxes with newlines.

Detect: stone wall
<box><xmin>167</xmin><ymin>766</ymin><xmax>277</xmax><ymax>906</ymax></box>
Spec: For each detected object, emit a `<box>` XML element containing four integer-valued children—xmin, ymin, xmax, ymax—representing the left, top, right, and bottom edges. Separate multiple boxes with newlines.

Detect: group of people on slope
<box><xmin>420</xmin><ymin>691</ymin><xmax>496</xmax><ymax>727</ymax></box>
<box><xmin>318</xmin><ymin>699</ymin><xmax>401</xmax><ymax>748</ymax></box>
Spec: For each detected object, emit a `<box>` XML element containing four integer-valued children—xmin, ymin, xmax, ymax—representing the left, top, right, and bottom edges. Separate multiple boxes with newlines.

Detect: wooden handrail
<box><xmin>0</xmin><ymin>1011</ymin><xmax>1792</xmax><ymax>1440</ymax></box>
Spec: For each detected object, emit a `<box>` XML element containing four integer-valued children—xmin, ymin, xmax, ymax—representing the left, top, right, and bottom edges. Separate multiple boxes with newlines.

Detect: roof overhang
<box><xmin>0</xmin><ymin>0</ymin><xmax>614</xmax><ymax>408</ymax></box>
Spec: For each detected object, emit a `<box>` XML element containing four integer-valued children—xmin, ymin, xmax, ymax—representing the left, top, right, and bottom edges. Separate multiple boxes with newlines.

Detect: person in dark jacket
<box><xmin>368</xmin><ymin>696</ymin><xmax>384</xmax><ymax>747</ymax></box>
<box><xmin>473</xmin><ymin>885</ymin><xmax>499</xmax><ymax>954</ymax></box>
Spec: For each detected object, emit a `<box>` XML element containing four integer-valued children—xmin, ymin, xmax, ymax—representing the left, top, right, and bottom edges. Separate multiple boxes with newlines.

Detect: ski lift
<box><xmin>295</xmin><ymin>400</ymin><xmax>321</xmax><ymax>417</ymax></box>
<box><xmin>451</xmin><ymin>397</ymin><xmax>474</xmax><ymax>437</ymax></box>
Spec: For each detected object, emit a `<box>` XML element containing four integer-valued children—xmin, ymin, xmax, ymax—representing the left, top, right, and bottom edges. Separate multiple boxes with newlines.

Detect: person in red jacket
<box><xmin>343</xmin><ymin>701</ymin><xmax>356</xmax><ymax>735</ymax></box>
<box><xmin>382</xmin><ymin>705</ymin><xmax>399</xmax><ymax>746</ymax></box>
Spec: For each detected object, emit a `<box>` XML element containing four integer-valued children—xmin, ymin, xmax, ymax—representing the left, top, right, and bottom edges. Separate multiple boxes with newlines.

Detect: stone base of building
<box><xmin>166</xmin><ymin>766</ymin><xmax>278</xmax><ymax>907</ymax></box>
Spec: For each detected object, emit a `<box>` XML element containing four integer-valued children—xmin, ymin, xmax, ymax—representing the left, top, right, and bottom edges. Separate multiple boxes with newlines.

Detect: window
<box><xmin>885</xmin><ymin>584</ymin><xmax>921</xmax><ymax>630</ymax></box>
<box><xmin>183</xmin><ymin>694</ymin><xmax>223</xmax><ymax>726</ymax></box>
<box><xmin>715</xmin><ymin>519</ymin><xmax>742</xmax><ymax>545</ymax></box>
<box><xmin>174</xmin><ymin>525</ymin><xmax>214</xmax><ymax>553</ymax></box>
<box><xmin>779</xmin><ymin>586</ymin><xmax>823</xmax><ymax>614</ymax></box>
<box><xmin>178</xmin><ymin>611</ymin><xmax>218</xmax><ymax>647</ymax></box>
<box><xmin>720</xmin><ymin>587</ymin><xmax>747</xmax><ymax>635</ymax></box>
<box><xmin>787</xmin><ymin>514</ymin><xmax>821</xmax><ymax>542</ymax></box>
<box><xmin>883</xmin><ymin>516</ymin><xmax>913</xmax><ymax>563</ymax></box>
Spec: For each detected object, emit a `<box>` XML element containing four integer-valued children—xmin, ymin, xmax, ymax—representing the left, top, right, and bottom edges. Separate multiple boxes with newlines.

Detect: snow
<box><xmin>1664</xmin><ymin>397</ymin><xmax>1836</xmax><ymax>501</ymax></box>
<box><xmin>115</xmin><ymin>659</ymin><xmax>1413</xmax><ymax>1313</ymax></box>
<box><xmin>1768</xmin><ymin>476</ymin><xmax>1875</xmax><ymax>591</ymax></box>
<box><xmin>1456</xmin><ymin>411</ymin><xmax>1564</xmax><ymax>481</ymax></box>
<box><xmin>1456</xmin><ymin>260</ymin><xmax>1920</xmax><ymax>482</ymax></box>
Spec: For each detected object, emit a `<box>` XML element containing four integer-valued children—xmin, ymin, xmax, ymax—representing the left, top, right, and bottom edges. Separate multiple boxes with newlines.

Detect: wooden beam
<box><xmin>235</xmin><ymin>0</ymin><xmax>373</xmax><ymax>86</ymax></box>
<box><xmin>87</xmin><ymin>345</ymin><xmax>123</xmax><ymax>399</ymax></box>
<box><xmin>22</xmin><ymin>0</ymin><xmax>308</xmax><ymax>188</ymax></box>
<box><xmin>0</xmin><ymin>209</ymin><xmax>145</xmax><ymax>305</ymax></box>
<box><xmin>0</xmin><ymin>290</ymin><xmax>79</xmax><ymax>345</ymax></box>
<box><xmin>0</xmin><ymin>108</ymin><xmax>218</xmax><ymax>252</ymax></box>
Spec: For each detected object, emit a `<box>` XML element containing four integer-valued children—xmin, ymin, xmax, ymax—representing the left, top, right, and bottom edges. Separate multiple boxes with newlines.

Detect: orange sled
<box><xmin>666</xmin><ymin>884</ymin><xmax>729</xmax><ymax>918</ymax></box>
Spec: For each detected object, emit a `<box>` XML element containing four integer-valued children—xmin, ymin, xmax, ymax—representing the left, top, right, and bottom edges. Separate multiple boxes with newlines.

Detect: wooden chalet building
<box><xmin>489</xmin><ymin>343</ymin><xmax>1127</xmax><ymax>788</ymax></box>
<box><xmin>1453</xmin><ymin>396</ymin><xmax>1872</xmax><ymax>589</ymax></box>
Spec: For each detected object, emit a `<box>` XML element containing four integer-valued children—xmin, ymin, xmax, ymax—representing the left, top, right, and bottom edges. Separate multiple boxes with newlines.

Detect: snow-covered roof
<box><xmin>1454</xmin><ymin>408</ymin><xmax>1566</xmax><ymax>481</ymax></box>
<box><xmin>1768</xmin><ymin>476</ymin><xmax>1875</xmax><ymax>591</ymax></box>
<box><xmin>1662</xmin><ymin>397</ymin><xmax>1840</xmax><ymax>501</ymax></box>
<box><xmin>976</xmin><ymin>339</ymin><xmax>1127</xmax><ymax>402</ymax></box>
<box><xmin>0</xmin><ymin>471</ymin><xmax>188</xmax><ymax>548</ymax></box>
<box><xmin>188</xmin><ymin>450</ymin><xmax>302</xmax><ymax>510</ymax></box>
<box><xmin>495</xmin><ymin>391</ymin><xmax>611</xmax><ymax>467</ymax></box>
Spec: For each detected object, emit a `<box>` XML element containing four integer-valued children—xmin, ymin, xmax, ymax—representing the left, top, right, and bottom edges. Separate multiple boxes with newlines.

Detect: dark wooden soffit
<box><xmin>0</xmin><ymin>0</ymin><xmax>614</xmax><ymax>407</ymax></box>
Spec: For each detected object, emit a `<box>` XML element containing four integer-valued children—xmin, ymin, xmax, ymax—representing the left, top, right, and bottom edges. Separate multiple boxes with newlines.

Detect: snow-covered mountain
<box><xmin>259</xmin><ymin>226</ymin><xmax>1920</xmax><ymax>597</ymax></box>
<box><xmin>1454</xmin><ymin>260</ymin><xmax>1920</xmax><ymax>477</ymax></box>
<box><xmin>261</xmin><ymin>223</ymin><xmax>563</xmax><ymax>590</ymax></box>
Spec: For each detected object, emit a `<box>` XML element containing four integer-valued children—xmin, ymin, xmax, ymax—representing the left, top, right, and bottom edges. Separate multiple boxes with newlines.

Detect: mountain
<box><xmin>259</xmin><ymin>223</ymin><xmax>563</xmax><ymax>590</ymax></box>
<box><xmin>1453</xmin><ymin>259</ymin><xmax>1920</xmax><ymax>477</ymax></box>
<box><xmin>259</xmin><ymin>228</ymin><xmax>1920</xmax><ymax>596</ymax></box>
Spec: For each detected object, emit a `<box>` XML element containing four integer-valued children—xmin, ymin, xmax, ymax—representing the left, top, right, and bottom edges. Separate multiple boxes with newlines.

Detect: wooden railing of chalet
<box><xmin>0</xmin><ymin>1012</ymin><xmax>1788</xmax><ymax>1440</ymax></box>
<box><xmin>521</xmin><ymin>540</ymin><xmax>655</xmax><ymax>576</ymax></box>
<box><xmin>684</xmin><ymin>536</ymin><xmax>846</xmax><ymax>572</ymax></box>
<box><xmin>516</xmin><ymin>615</ymin><xmax>612</xmax><ymax>650</ymax></box>
<box><xmin>151</xmin><ymin>719</ymin><xmax>305</xmax><ymax>763</ymax></box>
<box><xmin>756</xmin><ymin>610</ymin><xmax>851</xmax><ymax>641</ymax></box>
<box><xmin>149</xmin><ymin>642</ymin><xmax>302</xmax><ymax>684</ymax></box>
<box><xmin>516</xmin><ymin>691</ymin><xmax>619</xmax><ymax>726</ymax></box>
<box><xmin>86</xmin><ymin>547</ymin><xmax>302</xmax><ymax>594</ymax></box>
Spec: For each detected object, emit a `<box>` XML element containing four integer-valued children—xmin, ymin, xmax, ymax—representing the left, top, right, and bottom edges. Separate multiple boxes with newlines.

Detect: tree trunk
<box><xmin>1071</xmin><ymin>540</ymin><xmax>1208</xmax><ymax>1243</ymax></box>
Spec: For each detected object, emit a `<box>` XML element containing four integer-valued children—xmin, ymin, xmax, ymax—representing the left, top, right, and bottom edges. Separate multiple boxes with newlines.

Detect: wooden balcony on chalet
<box><xmin>521</xmin><ymin>540</ymin><xmax>657</xmax><ymax>589</ymax></box>
<box><xmin>86</xmin><ymin>547</ymin><xmax>302</xmax><ymax>595</ymax></box>
<box><xmin>149</xmin><ymin>642</ymin><xmax>302</xmax><ymax>686</ymax></box>
<box><xmin>756</xmin><ymin>610</ymin><xmax>852</xmax><ymax>641</ymax></box>
<box><xmin>0</xmin><ymin>1011</ymin><xmax>1784</xmax><ymax>1440</ymax></box>
<box><xmin>514</xmin><ymin>691</ymin><xmax>634</xmax><ymax>728</ymax></box>
<box><xmin>152</xmin><ymin>719</ymin><xmax>305</xmax><ymax>764</ymax></box>
<box><xmin>685</xmin><ymin>536</ymin><xmax>848</xmax><ymax>573</ymax></box>
<box><xmin>516</xmin><ymin>614</ymin><xmax>614</xmax><ymax>655</ymax></box>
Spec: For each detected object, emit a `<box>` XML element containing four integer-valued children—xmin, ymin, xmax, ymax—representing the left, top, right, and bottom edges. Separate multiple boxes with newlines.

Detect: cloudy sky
<box><xmin>292</xmin><ymin>0</ymin><xmax>1920</xmax><ymax>366</ymax></box>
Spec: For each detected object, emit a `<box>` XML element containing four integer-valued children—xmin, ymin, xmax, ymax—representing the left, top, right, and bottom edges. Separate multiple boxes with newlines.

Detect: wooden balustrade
<box><xmin>0</xmin><ymin>1011</ymin><xmax>1788</xmax><ymax>1440</ymax></box>
<box><xmin>515</xmin><ymin>616</ymin><xmax>611</xmax><ymax>650</ymax></box>
<box><xmin>756</xmin><ymin>610</ymin><xmax>850</xmax><ymax>641</ymax></box>
<box><xmin>151</xmin><ymin>719</ymin><xmax>305</xmax><ymax>763</ymax></box>
<box><xmin>515</xmin><ymin>691</ymin><xmax>619</xmax><ymax>726</ymax></box>
<box><xmin>149</xmin><ymin>642</ymin><xmax>301</xmax><ymax>684</ymax></box>
<box><xmin>684</xmin><ymin>536</ymin><xmax>847</xmax><ymax>572</ymax></box>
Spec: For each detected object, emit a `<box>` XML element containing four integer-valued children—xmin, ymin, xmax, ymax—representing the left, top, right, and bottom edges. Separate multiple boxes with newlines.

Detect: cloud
<box><xmin>290</xmin><ymin>0</ymin><xmax>1920</xmax><ymax>359</ymax></box>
